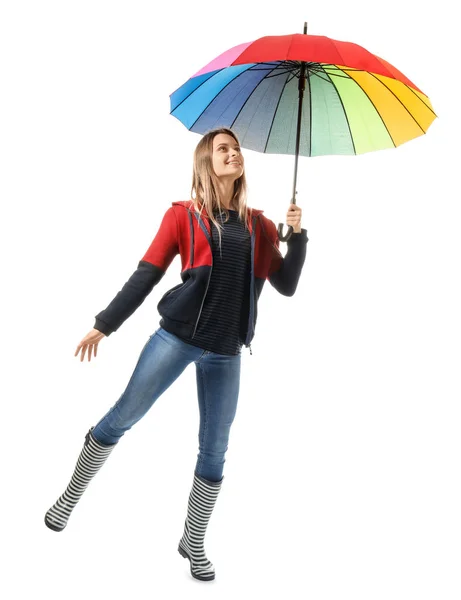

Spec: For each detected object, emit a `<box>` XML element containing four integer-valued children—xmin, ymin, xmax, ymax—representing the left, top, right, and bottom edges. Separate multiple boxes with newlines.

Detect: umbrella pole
<box><xmin>278</xmin><ymin>21</ymin><xmax>308</xmax><ymax>242</ymax></box>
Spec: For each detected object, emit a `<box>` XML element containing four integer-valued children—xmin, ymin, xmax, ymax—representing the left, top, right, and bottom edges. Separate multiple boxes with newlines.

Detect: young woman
<box><xmin>45</xmin><ymin>127</ymin><xmax>308</xmax><ymax>582</ymax></box>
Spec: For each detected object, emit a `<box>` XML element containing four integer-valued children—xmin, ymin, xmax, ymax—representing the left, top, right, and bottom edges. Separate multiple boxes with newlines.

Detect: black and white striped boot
<box><xmin>44</xmin><ymin>428</ymin><xmax>117</xmax><ymax>532</ymax></box>
<box><xmin>178</xmin><ymin>472</ymin><xmax>223</xmax><ymax>581</ymax></box>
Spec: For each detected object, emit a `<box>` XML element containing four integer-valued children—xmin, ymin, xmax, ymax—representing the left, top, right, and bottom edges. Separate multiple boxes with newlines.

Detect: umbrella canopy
<box><xmin>170</xmin><ymin>27</ymin><xmax>436</xmax><ymax>240</ymax></box>
<box><xmin>170</xmin><ymin>32</ymin><xmax>436</xmax><ymax>157</ymax></box>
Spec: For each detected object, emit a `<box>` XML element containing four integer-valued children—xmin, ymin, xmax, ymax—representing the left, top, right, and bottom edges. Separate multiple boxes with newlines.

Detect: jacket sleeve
<box><xmin>266</xmin><ymin>219</ymin><xmax>308</xmax><ymax>297</ymax></box>
<box><xmin>94</xmin><ymin>207</ymin><xmax>179</xmax><ymax>335</ymax></box>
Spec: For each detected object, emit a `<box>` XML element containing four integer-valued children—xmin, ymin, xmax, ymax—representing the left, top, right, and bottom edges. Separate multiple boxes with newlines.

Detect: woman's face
<box><xmin>211</xmin><ymin>133</ymin><xmax>244</xmax><ymax>181</ymax></box>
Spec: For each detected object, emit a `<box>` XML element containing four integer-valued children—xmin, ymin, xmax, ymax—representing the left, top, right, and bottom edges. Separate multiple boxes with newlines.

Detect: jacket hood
<box><xmin>172</xmin><ymin>200</ymin><xmax>264</xmax><ymax>217</ymax></box>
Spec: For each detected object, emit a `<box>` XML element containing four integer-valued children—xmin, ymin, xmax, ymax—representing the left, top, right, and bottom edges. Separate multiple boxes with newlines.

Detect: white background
<box><xmin>1</xmin><ymin>1</ymin><xmax>459</xmax><ymax>598</ymax></box>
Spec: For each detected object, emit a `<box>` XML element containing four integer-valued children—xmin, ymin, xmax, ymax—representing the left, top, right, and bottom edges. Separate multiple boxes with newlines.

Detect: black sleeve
<box><xmin>269</xmin><ymin>229</ymin><xmax>308</xmax><ymax>296</ymax></box>
<box><xmin>94</xmin><ymin>261</ymin><xmax>165</xmax><ymax>336</ymax></box>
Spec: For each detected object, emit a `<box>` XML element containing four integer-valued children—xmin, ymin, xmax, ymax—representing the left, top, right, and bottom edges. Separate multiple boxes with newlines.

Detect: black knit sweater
<box><xmin>169</xmin><ymin>209</ymin><xmax>251</xmax><ymax>355</ymax></box>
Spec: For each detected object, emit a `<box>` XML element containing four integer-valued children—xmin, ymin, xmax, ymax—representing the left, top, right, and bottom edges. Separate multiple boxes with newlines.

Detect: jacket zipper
<box><xmin>243</xmin><ymin>215</ymin><xmax>282</xmax><ymax>356</ymax></box>
<box><xmin>187</xmin><ymin>210</ymin><xmax>194</xmax><ymax>267</ymax></box>
<box><xmin>244</xmin><ymin>216</ymin><xmax>257</xmax><ymax>356</ymax></box>
<box><xmin>191</xmin><ymin>210</ymin><xmax>213</xmax><ymax>339</ymax></box>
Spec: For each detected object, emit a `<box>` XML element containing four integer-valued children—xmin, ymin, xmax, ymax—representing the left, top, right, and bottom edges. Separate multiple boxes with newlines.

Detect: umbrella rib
<box><xmin>264</xmin><ymin>69</ymin><xmax>297</xmax><ymax>79</ymax></box>
<box><xmin>319</xmin><ymin>64</ymin><xmax>351</xmax><ymax>75</ymax></box>
<box><xmin>249</xmin><ymin>60</ymin><xmax>290</xmax><ymax>69</ymax></box>
<box><xmin>171</xmin><ymin>63</ymin><xmax>262</xmax><ymax>117</ymax></box>
<box><xmin>228</xmin><ymin>67</ymin><xmax>291</xmax><ymax>140</ymax></box>
<box><xmin>170</xmin><ymin>70</ymin><xmax>227</xmax><ymax>115</ymax></box>
<box><xmin>307</xmin><ymin>71</ymin><xmax>312</xmax><ymax>157</ymax></box>
<box><xmin>321</xmin><ymin>66</ymin><xmax>356</xmax><ymax>154</ymax></box>
<box><xmin>307</xmin><ymin>62</ymin><xmax>341</xmax><ymax>80</ymax></box>
<box><xmin>327</xmin><ymin>66</ymin><xmax>437</xmax><ymax>122</ymax></box>
<box><xmin>310</xmin><ymin>70</ymin><xmax>338</xmax><ymax>85</ymax></box>
<box><xmin>368</xmin><ymin>72</ymin><xmax>437</xmax><ymax>131</ymax></box>
<box><xmin>405</xmin><ymin>85</ymin><xmax>437</xmax><ymax>117</ymax></box>
<box><xmin>334</xmin><ymin>66</ymin><xmax>395</xmax><ymax>149</ymax></box>
<box><xmin>185</xmin><ymin>67</ymin><xmax>259</xmax><ymax>131</ymax></box>
<box><xmin>181</xmin><ymin>61</ymin><xmax>298</xmax><ymax>130</ymax></box>
<box><xmin>248</xmin><ymin>61</ymin><xmax>299</xmax><ymax>78</ymax></box>
<box><xmin>325</xmin><ymin>65</ymin><xmax>384</xmax><ymax>81</ymax></box>
<box><xmin>263</xmin><ymin>75</ymin><xmax>291</xmax><ymax>153</ymax></box>
<box><xmin>342</xmin><ymin>67</ymin><xmax>433</xmax><ymax>141</ymax></box>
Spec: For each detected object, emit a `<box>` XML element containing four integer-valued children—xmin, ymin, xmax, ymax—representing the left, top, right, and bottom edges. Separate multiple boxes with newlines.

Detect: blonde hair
<box><xmin>191</xmin><ymin>128</ymin><xmax>249</xmax><ymax>249</ymax></box>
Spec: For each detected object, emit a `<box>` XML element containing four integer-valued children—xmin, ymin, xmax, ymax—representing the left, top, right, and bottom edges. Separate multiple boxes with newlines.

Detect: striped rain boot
<box><xmin>44</xmin><ymin>428</ymin><xmax>117</xmax><ymax>532</ymax></box>
<box><xmin>178</xmin><ymin>472</ymin><xmax>223</xmax><ymax>581</ymax></box>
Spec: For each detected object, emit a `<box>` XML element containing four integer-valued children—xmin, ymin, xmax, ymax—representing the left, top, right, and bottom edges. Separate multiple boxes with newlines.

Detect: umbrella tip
<box><xmin>303</xmin><ymin>22</ymin><xmax>308</xmax><ymax>34</ymax></box>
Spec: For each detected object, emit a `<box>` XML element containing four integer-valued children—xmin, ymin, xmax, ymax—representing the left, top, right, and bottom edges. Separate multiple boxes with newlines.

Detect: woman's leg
<box><xmin>178</xmin><ymin>350</ymin><xmax>241</xmax><ymax>580</ymax></box>
<box><xmin>45</xmin><ymin>328</ymin><xmax>204</xmax><ymax>531</ymax></box>
<box><xmin>193</xmin><ymin>351</ymin><xmax>241</xmax><ymax>482</ymax></box>
<box><xmin>92</xmin><ymin>327</ymin><xmax>203</xmax><ymax>444</ymax></box>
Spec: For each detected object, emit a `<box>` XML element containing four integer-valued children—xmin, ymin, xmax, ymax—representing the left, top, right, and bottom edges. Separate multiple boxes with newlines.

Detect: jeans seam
<box><xmin>197</xmin><ymin>362</ymin><xmax>209</xmax><ymax>475</ymax></box>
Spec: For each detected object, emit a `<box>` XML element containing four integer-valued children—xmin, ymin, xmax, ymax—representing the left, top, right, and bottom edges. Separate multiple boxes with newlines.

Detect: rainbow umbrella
<box><xmin>170</xmin><ymin>23</ymin><xmax>436</xmax><ymax>240</ymax></box>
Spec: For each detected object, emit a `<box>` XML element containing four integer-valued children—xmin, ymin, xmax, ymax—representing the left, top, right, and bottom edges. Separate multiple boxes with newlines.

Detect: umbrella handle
<box><xmin>277</xmin><ymin>223</ymin><xmax>293</xmax><ymax>242</ymax></box>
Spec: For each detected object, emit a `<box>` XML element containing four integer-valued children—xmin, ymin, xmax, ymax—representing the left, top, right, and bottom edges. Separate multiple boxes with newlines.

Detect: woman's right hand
<box><xmin>75</xmin><ymin>328</ymin><xmax>106</xmax><ymax>362</ymax></box>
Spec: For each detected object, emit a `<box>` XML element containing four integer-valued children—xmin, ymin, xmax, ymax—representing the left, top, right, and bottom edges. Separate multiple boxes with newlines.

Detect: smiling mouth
<box><xmin>227</xmin><ymin>161</ymin><xmax>241</xmax><ymax>165</ymax></box>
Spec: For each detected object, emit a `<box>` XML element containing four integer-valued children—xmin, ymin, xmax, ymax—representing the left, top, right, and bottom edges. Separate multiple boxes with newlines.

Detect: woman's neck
<box><xmin>215</xmin><ymin>179</ymin><xmax>235</xmax><ymax>209</ymax></box>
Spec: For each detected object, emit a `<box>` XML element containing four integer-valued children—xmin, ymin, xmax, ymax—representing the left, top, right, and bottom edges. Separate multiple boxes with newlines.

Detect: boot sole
<box><xmin>177</xmin><ymin>545</ymin><xmax>215</xmax><ymax>581</ymax></box>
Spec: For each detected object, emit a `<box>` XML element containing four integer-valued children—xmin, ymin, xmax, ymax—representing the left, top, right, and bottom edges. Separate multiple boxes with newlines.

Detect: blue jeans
<box><xmin>92</xmin><ymin>327</ymin><xmax>241</xmax><ymax>482</ymax></box>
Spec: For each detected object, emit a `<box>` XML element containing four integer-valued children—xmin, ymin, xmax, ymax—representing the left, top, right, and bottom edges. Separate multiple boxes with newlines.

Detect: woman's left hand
<box><xmin>286</xmin><ymin>204</ymin><xmax>302</xmax><ymax>234</ymax></box>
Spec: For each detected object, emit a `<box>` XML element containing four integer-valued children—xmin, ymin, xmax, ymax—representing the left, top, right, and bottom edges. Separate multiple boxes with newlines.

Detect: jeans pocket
<box><xmin>149</xmin><ymin>327</ymin><xmax>161</xmax><ymax>340</ymax></box>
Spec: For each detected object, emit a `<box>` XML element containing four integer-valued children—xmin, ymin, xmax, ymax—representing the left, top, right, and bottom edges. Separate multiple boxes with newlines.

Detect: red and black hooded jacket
<box><xmin>94</xmin><ymin>200</ymin><xmax>308</xmax><ymax>349</ymax></box>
